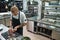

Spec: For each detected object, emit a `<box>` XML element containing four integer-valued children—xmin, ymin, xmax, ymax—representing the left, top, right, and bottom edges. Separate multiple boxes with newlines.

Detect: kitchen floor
<box><xmin>23</xmin><ymin>26</ymin><xmax>51</xmax><ymax>40</ymax></box>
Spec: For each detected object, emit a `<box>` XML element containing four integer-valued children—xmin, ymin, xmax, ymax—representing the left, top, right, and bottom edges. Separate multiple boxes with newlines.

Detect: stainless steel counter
<box><xmin>27</xmin><ymin>17</ymin><xmax>60</xmax><ymax>32</ymax></box>
<box><xmin>27</xmin><ymin>17</ymin><xmax>60</xmax><ymax>40</ymax></box>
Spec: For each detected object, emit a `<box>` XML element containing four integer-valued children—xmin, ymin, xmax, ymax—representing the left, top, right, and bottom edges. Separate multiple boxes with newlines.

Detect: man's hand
<box><xmin>13</xmin><ymin>27</ymin><xmax>17</xmax><ymax>32</ymax></box>
<box><xmin>13</xmin><ymin>26</ymin><xmax>19</xmax><ymax>32</ymax></box>
<box><xmin>8</xmin><ymin>28</ymin><xmax>14</xmax><ymax>36</ymax></box>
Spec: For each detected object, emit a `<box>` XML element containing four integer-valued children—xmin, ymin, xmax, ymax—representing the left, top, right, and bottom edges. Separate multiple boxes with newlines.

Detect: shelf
<box><xmin>42</xmin><ymin>0</ymin><xmax>59</xmax><ymax>1</ymax></box>
<box><xmin>28</xmin><ymin>30</ymin><xmax>54</xmax><ymax>40</ymax></box>
<box><xmin>44</xmin><ymin>15</ymin><xmax>60</xmax><ymax>18</ymax></box>
<box><xmin>28</xmin><ymin>5</ymin><xmax>38</xmax><ymax>7</ymax></box>
<box><xmin>44</xmin><ymin>5</ymin><xmax>60</xmax><ymax>12</ymax></box>
<box><xmin>40</xmin><ymin>20</ymin><xmax>60</xmax><ymax>28</ymax></box>
<box><xmin>34</xmin><ymin>26</ymin><xmax>53</xmax><ymax>39</ymax></box>
<box><xmin>38</xmin><ymin>32</ymin><xmax>51</xmax><ymax>37</ymax></box>
<box><xmin>43</xmin><ymin>5</ymin><xmax>60</xmax><ymax>8</ymax></box>
<box><xmin>45</xmin><ymin>9</ymin><xmax>60</xmax><ymax>12</ymax></box>
<box><xmin>27</xmin><ymin>3</ymin><xmax>38</xmax><ymax>17</ymax></box>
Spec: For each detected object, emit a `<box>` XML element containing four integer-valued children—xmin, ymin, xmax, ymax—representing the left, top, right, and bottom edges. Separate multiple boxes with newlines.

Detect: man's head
<box><xmin>11</xmin><ymin>5</ymin><xmax>19</xmax><ymax>15</ymax></box>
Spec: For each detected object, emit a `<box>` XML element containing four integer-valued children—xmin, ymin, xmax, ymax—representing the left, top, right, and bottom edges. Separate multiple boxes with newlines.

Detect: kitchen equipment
<box><xmin>1</xmin><ymin>31</ymin><xmax>20</xmax><ymax>40</ymax></box>
<box><xmin>0</xmin><ymin>27</ymin><xmax>3</xmax><ymax>31</ymax></box>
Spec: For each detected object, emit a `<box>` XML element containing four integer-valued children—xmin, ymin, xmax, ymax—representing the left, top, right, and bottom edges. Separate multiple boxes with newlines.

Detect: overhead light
<box><xmin>5</xmin><ymin>0</ymin><xmax>8</xmax><ymax>2</ymax></box>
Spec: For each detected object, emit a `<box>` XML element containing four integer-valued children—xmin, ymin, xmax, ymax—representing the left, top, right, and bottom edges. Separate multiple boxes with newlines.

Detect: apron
<box><xmin>12</xmin><ymin>12</ymin><xmax>23</xmax><ymax>35</ymax></box>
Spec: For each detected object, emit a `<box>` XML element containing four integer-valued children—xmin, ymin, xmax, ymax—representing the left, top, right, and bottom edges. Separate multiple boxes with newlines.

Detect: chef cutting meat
<box><xmin>9</xmin><ymin>5</ymin><xmax>27</xmax><ymax>35</ymax></box>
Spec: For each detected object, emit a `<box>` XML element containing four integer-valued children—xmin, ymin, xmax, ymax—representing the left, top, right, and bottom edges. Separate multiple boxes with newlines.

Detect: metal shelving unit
<box><xmin>26</xmin><ymin>1</ymin><xmax>38</xmax><ymax>17</ymax></box>
<box><xmin>39</xmin><ymin>0</ymin><xmax>60</xmax><ymax>40</ymax></box>
<box><xmin>30</xmin><ymin>0</ymin><xmax>60</xmax><ymax>40</ymax></box>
